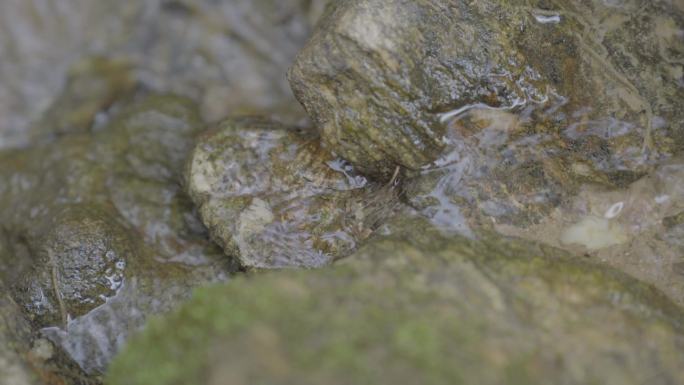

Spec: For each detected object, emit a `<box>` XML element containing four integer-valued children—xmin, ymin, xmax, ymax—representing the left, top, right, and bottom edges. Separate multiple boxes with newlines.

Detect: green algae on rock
<box><xmin>186</xmin><ymin>117</ymin><xmax>398</xmax><ymax>269</ymax></box>
<box><xmin>0</xmin><ymin>94</ymin><xmax>235</xmax><ymax>374</ymax></box>
<box><xmin>106</xmin><ymin>216</ymin><xmax>684</xmax><ymax>385</ymax></box>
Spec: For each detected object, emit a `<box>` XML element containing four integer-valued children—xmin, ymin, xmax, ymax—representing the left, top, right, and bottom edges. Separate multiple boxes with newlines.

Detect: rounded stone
<box><xmin>186</xmin><ymin>117</ymin><xmax>398</xmax><ymax>269</ymax></box>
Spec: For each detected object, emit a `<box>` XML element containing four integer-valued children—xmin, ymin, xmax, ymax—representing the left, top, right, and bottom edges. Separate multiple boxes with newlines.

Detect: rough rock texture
<box><xmin>11</xmin><ymin>204</ymin><xmax>134</xmax><ymax>329</ymax></box>
<box><xmin>1</xmin><ymin>0</ymin><xmax>683</xmax><ymax>382</ymax></box>
<box><xmin>289</xmin><ymin>0</ymin><xmax>684</xmax><ymax>228</ymax></box>
<box><xmin>186</xmin><ymin>117</ymin><xmax>398</xmax><ymax>269</ymax></box>
<box><xmin>0</xmin><ymin>94</ymin><xmax>235</xmax><ymax>374</ymax></box>
<box><xmin>492</xmin><ymin>157</ymin><xmax>684</xmax><ymax>307</ymax></box>
<box><xmin>0</xmin><ymin>283</ymin><xmax>96</xmax><ymax>385</ymax></box>
<box><xmin>0</xmin><ymin>0</ymin><xmax>329</xmax><ymax>149</ymax></box>
<box><xmin>106</xmin><ymin>216</ymin><xmax>684</xmax><ymax>385</ymax></box>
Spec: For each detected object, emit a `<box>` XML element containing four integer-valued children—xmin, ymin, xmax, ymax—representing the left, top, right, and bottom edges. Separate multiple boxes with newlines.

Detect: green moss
<box><xmin>106</xmin><ymin>218</ymin><xmax>684</xmax><ymax>385</ymax></box>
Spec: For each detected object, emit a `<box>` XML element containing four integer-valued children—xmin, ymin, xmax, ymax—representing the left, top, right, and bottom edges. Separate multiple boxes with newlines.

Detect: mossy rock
<box><xmin>11</xmin><ymin>204</ymin><xmax>135</xmax><ymax>329</ymax></box>
<box><xmin>289</xmin><ymin>0</ymin><xmax>684</xmax><ymax>228</ymax></box>
<box><xmin>107</xmin><ymin>217</ymin><xmax>684</xmax><ymax>385</ymax></box>
<box><xmin>0</xmin><ymin>282</ymin><xmax>96</xmax><ymax>385</ymax></box>
<box><xmin>0</xmin><ymin>94</ymin><xmax>235</xmax><ymax>374</ymax></box>
<box><xmin>28</xmin><ymin>57</ymin><xmax>135</xmax><ymax>142</ymax></box>
<box><xmin>290</xmin><ymin>0</ymin><xmax>683</xmax><ymax>178</ymax></box>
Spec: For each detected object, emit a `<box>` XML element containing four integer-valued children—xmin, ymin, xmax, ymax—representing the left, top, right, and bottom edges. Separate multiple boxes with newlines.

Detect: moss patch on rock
<box><xmin>107</xmin><ymin>216</ymin><xmax>684</xmax><ymax>385</ymax></box>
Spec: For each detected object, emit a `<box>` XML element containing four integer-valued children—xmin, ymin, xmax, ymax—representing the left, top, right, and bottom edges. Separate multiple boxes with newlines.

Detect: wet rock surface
<box><xmin>0</xmin><ymin>283</ymin><xmax>96</xmax><ymax>385</ymax></box>
<box><xmin>12</xmin><ymin>204</ymin><xmax>133</xmax><ymax>329</ymax></box>
<box><xmin>495</xmin><ymin>157</ymin><xmax>684</xmax><ymax>306</ymax></box>
<box><xmin>0</xmin><ymin>0</ymin><xmax>682</xmax><ymax>383</ymax></box>
<box><xmin>289</xmin><ymin>0</ymin><xmax>684</xmax><ymax>226</ymax></box>
<box><xmin>107</xmin><ymin>216</ymin><xmax>684</xmax><ymax>385</ymax></box>
<box><xmin>288</xmin><ymin>5</ymin><xmax>684</xmax><ymax>316</ymax></box>
<box><xmin>0</xmin><ymin>94</ymin><xmax>235</xmax><ymax>374</ymax></box>
<box><xmin>27</xmin><ymin>57</ymin><xmax>135</xmax><ymax>143</ymax></box>
<box><xmin>186</xmin><ymin>117</ymin><xmax>398</xmax><ymax>269</ymax></box>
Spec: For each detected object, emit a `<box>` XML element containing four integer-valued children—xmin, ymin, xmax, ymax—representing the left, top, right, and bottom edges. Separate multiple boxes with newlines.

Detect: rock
<box><xmin>494</xmin><ymin>157</ymin><xmax>684</xmax><ymax>306</ymax></box>
<box><xmin>0</xmin><ymin>95</ymin><xmax>235</xmax><ymax>374</ymax></box>
<box><xmin>38</xmin><ymin>254</ymin><xmax>226</xmax><ymax>375</ymax></box>
<box><xmin>28</xmin><ymin>57</ymin><xmax>135</xmax><ymax>142</ymax></box>
<box><xmin>663</xmin><ymin>212</ymin><xmax>684</xmax><ymax>231</ymax></box>
<box><xmin>289</xmin><ymin>0</ymin><xmax>683</xmax><ymax>226</ymax></box>
<box><xmin>0</xmin><ymin>287</ymin><xmax>44</xmax><ymax>385</ymax></box>
<box><xmin>0</xmin><ymin>95</ymin><xmax>217</xmax><ymax>265</ymax></box>
<box><xmin>0</xmin><ymin>0</ymin><xmax>330</xmax><ymax>149</ymax></box>
<box><xmin>11</xmin><ymin>204</ymin><xmax>135</xmax><ymax>329</ymax></box>
<box><xmin>106</xmin><ymin>216</ymin><xmax>684</xmax><ymax>385</ymax></box>
<box><xmin>186</xmin><ymin>117</ymin><xmax>398</xmax><ymax>269</ymax></box>
<box><xmin>0</xmin><ymin>282</ymin><xmax>96</xmax><ymax>385</ymax></box>
<box><xmin>291</xmin><ymin>0</ymin><xmax>468</xmax><ymax>177</ymax></box>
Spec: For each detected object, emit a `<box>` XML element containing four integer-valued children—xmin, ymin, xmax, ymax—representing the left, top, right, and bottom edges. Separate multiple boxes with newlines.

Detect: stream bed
<box><xmin>1</xmin><ymin>1</ymin><xmax>683</xmax><ymax>384</ymax></box>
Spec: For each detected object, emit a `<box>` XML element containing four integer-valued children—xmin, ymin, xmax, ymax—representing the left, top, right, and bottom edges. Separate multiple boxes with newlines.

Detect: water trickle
<box><xmin>532</xmin><ymin>13</ymin><xmax>561</xmax><ymax>24</ymax></box>
<box><xmin>438</xmin><ymin>98</ymin><xmax>527</xmax><ymax>124</ymax></box>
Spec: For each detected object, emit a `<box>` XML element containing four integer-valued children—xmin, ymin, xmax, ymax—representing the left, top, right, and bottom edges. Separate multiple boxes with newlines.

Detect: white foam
<box><xmin>560</xmin><ymin>216</ymin><xmax>628</xmax><ymax>250</ymax></box>
<box><xmin>604</xmin><ymin>201</ymin><xmax>625</xmax><ymax>219</ymax></box>
<box><xmin>533</xmin><ymin>14</ymin><xmax>561</xmax><ymax>24</ymax></box>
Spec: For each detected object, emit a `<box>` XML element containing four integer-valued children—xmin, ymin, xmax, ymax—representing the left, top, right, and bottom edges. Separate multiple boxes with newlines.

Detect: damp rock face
<box><xmin>0</xmin><ymin>94</ymin><xmax>234</xmax><ymax>374</ymax></box>
<box><xmin>492</xmin><ymin>157</ymin><xmax>684</xmax><ymax>307</ymax></box>
<box><xmin>11</xmin><ymin>204</ymin><xmax>134</xmax><ymax>329</ymax></box>
<box><xmin>0</xmin><ymin>95</ymin><xmax>218</xmax><ymax>267</ymax></box>
<box><xmin>0</xmin><ymin>282</ymin><xmax>95</xmax><ymax>385</ymax></box>
<box><xmin>106</xmin><ymin>216</ymin><xmax>684</xmax><ymax>385</ymax></box>
<box><xmin>186</xmin><ymin>117</ymin><xmax>397</xmax><ymax>269</ymax></box>
<box><xmin>289</xmin><ymin>0</ymin><xmax>683</xmax><ymax>192</ymax></box>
